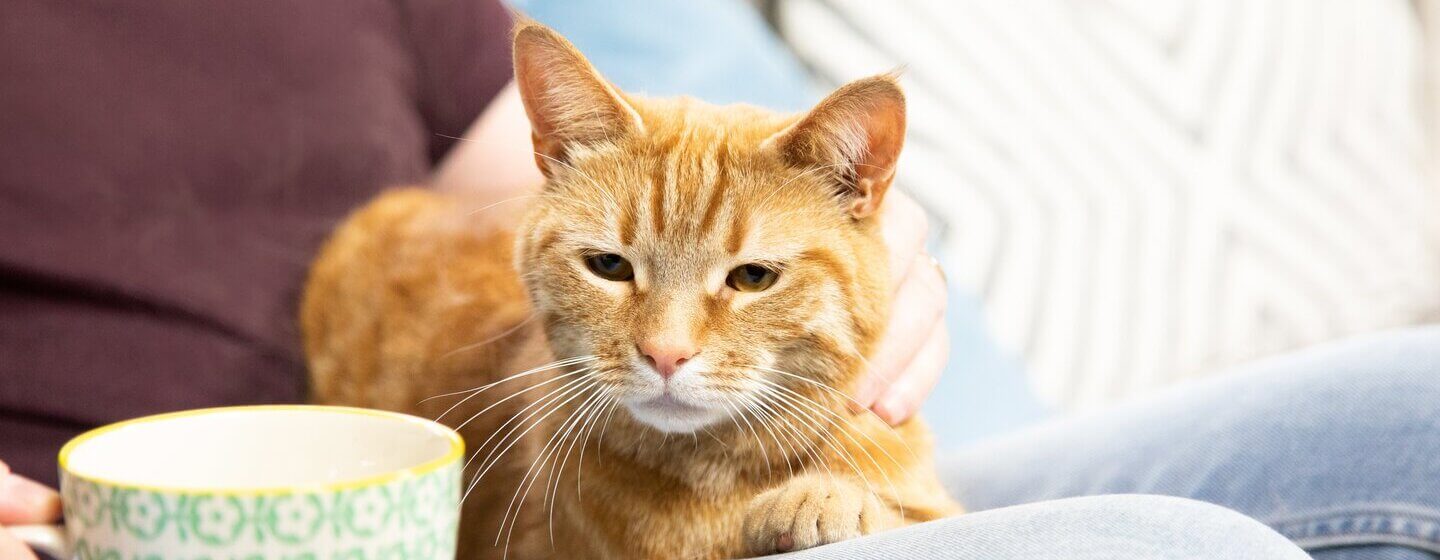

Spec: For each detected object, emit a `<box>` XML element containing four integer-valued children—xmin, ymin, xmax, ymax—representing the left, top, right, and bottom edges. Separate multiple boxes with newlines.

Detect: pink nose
<box><xmin>637</xmin><ymin>340</ymin><xmax>699</xmax><ymax>380</ymax></box>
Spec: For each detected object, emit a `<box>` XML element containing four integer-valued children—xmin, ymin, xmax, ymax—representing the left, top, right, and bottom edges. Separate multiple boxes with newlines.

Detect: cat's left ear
<box><xmin>763</xmin><ymin>74</ymin><xmax>906</xmax><ymax>218</ymax></box>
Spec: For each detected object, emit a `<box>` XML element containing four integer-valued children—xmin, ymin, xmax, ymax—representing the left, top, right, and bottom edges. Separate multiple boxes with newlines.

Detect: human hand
<box><xmin>0</xmin><ymin>460</ymin><xmax>61</xmax><ymax>560</ymax></box>
<box><xmin>853</xmin><ymin>189</ymin><xmax>949</xmax><ymax>425</ymax></box>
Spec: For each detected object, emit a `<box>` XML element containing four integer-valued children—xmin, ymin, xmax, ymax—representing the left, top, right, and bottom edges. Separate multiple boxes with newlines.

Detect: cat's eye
<box><xmin>584</xmin><ymin>253</ymin><xmax>634</xmax><ymax>281</ymax></box>
<box><xmin>726</xmin><ymin>264</ymin><xmax>779</xmax><ymax>292</ymax></box>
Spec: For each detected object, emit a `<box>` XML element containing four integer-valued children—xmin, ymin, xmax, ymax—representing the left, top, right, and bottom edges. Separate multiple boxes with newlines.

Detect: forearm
<box><xmin>431</xmin><ymin>82</ymin><xmax>545</xmax><ymax>223</ymax></box>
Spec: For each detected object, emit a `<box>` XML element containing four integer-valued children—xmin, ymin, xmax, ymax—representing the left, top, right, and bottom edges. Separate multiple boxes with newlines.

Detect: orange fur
<box><xmin>302</xmin><ymin>23</ymin><xmax>960</xmax><ymax>560</ymax></box>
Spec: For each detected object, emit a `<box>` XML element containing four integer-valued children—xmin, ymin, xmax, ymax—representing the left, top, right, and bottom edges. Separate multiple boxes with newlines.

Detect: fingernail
<box><xmin>1</xmin><ymin>475</ymin><xmax>62</xmax><ymax>521</ymax></box>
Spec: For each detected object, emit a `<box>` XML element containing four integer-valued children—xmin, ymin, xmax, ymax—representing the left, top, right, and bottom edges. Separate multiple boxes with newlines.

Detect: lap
<box><xmin>779</xmin><ymin>495</ymin><xmax>1309</xmax><ymax>559</ymax></box>
<box><xmin>941</xmin><ymin>326</ymin><xmax>1440</xmax><ymax>555</ymax></box>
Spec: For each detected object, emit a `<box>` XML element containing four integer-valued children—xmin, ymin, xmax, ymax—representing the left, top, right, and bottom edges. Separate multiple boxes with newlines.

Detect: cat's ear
<box><xmin>512</xmin><ymin>22</ymin><xmax>644</xmax><ymax>177</ymax></box>
<box><xmin>763</xmin><ymin>75</ymin><xmax>906</xmax><ymax>218</ymax></box>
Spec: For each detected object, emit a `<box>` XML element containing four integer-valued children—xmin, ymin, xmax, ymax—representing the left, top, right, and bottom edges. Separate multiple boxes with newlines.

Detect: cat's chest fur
<box><xmin>547</xmin><ymin>450</ymin><xmax>763</xmax><ymax>559</ymax></box>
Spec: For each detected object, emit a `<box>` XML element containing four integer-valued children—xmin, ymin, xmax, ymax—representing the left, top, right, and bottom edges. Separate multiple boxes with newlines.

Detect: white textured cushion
<box><xmin>778</xmin><ymin>0</ymin><xmax>1440</xmax><ymax>409</ymax></box>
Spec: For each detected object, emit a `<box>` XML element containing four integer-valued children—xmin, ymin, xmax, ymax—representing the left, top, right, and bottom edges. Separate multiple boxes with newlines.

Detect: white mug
<box><xmin>12</xmin><ymin>405</ymin><xmax>463</xmax><ymax>560</ymax></box>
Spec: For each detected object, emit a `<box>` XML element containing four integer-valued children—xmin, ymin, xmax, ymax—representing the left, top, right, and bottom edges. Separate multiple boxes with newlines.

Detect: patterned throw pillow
<box><xmin>776</xmin><ymin>0</ymin><xmax>1440</xmax><ymax>409</ymax></box>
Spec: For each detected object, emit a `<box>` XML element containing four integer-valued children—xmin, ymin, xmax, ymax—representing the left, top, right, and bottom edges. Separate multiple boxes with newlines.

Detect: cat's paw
<box><xmin>742</xmin><ymin>474</ymin><xmax>897</xmax><ymax>555</ymax></box>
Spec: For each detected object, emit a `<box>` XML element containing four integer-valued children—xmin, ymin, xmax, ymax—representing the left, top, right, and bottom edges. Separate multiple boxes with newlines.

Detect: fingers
<box><xmin>879</xmin><ymin>189</ymin><xmax>930</xmax><ymax>291</ymax></box>
<box><xmin>873</xmin><ymin>320</ymin><xmax>948</xmax><ymax>424</ymax></box>
<box><xmin>852</xmin><ymin>253</ymin><xmax>947</xmax><ymax>416</ymax></box>
<box><xmin>0</xmin><ymin>527</ymin><xmax>40</xmax><ymax>560</ymax></box>
<box><xmin>0</xmin><ymin>461</ymin><xmax>61</xmax><ymax>525</ymax></box>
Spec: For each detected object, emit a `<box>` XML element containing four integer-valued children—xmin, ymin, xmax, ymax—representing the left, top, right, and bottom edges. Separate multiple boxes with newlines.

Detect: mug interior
<box><xmin>62</xmin><ymin>406</ymin><xmax>460</xmax><ymax>490</ymax></box>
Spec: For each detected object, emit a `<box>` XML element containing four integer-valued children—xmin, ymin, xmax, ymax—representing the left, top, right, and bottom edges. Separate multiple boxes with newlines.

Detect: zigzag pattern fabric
<box><xmin>778</xmin><ymin>0</ymin><xmax>1440</xmax><ymax>409</ymax></box>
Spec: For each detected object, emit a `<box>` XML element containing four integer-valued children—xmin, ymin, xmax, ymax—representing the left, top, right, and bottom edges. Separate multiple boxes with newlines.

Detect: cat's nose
<box><xmin>637</xmin><ymin>340</ymin><xmax>699</xmax><ymax>380</ymax></box>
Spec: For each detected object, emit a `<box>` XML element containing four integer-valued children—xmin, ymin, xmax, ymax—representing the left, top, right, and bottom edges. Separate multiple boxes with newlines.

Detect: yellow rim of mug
<box><xmin>57</xmin><ymin>405</ymin><xmax>464</xmax><ymax>495</ymax></box>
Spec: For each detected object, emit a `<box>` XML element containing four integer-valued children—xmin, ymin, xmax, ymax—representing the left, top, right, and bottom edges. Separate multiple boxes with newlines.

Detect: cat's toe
<box><xmin>742</xmin><ymin>475</ymin><xmax>884</xmax><ymax>555</ymax></box>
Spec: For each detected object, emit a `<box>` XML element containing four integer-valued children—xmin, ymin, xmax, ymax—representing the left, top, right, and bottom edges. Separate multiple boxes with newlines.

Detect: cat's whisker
<box><xmin>765</xmin><ymin>388</ymin><xmax>907</xmax><ymax>519</ymax></box>
<box><xmin>462</xmin><ymin>371</ymin><xmax>601</xmax><ymax>505</ymax></box>
<box><xmin>594</xmin><ymin>396</ymin><xmax>622</xmax><ymax>464</ymax></box>
<box><xmin>747</xmin><ymin>389</ymin><xmax>829</xmax><ymax>479</ymax></box>
<box><xmin>544</xmin><ymin>390</ymin><xmax>608</xmax><ymax>517</ymax></box>
<box><xmin>464</xmin><ymin>371</ymin><xmax>596</xmax><ymax>484</ymax></box>
<box><xmin>720</xmin><ymin>397</ymin><xmax>774</xmax><ymax>481</ymax></box>
<box><xmin>534</xmin><ymin>191</ymin><xmax>612</xmax><ymax>219</ymax></box>
<box><xmin>437</xmin><ymin>357</ymin><xmax>595</xmax><ymax>426</ymax></box>
<box><xmin>457</xmin><ymin>367</ymin><xmax>592</xmax><ymax>492</ymax></box>
<box><xmin>532</xmin><ymin>151</ymin><xmax>623</xmax><ymax>212</ymax></box>
<box><xmin>547</xmin><ymin>393</ymin><xmax>613</xmax><ymax>547</ymax></box>
<box><xmin>457</xmin><ymin>187</ymin><xmax>610</xmax><ymax>224</ymax></box>
<box><xmin>758</xmin><ymin>372</ymin><xmax>912</xmax><ymax>461</ymax></box>
<box><xmin>756</xmin><ymin>161</ymin><xmax>870</xmax><ymax>211</ymax></box>
<box><xmin>431</xmin><ymin>134</ymin><xmax>609</xmax><ymax>213</ymax></box>
<box><xmin>528</xmin><ymin>150</ymin><xmax>621</xmax><ymax>216</ymax></box>
<box><xmin>421</xmin><ymin>354</ymin><xmax>595</xmax><ymax>406</ymax></box>
<box><xmin>699</xmin><ymin>425</ymin><xmax>727</xmax><ymax>448</ymax></box>
<box><xmin>452</xmin><ymin>363</ymin><xmax>595</xmax><ymax>437</ymax></box>
<box><xmin>751</xmin><ymin>373</ymin><xmax>911</xmax><ymax>472</ymax></box>
<box><xmin>743</xmin><ymin>388</ymin><xmax>835</xmax><ymax>480</ymax></box>
<box><xmin>575</xmin><ymin>396</ymin><xmax>618</xmax><ymax>503</ymax></box>
<box><xmin>754</xmin><ymin>365</ymin><xmax>922</xmax><ymax>462</ymax></box>
<box><xmin>531</xmin><ymin>390</ymin><xmax>607</xmax><ymax>548</ymax></box>
<box><xmin>752</xmin><ymin>377</ymin><xmax>910</xmax><ymax>519</ymax></box>
<box><xmin>539</xmin><ymin>389</ymin><xmax>601</xmax><ymax>511</ymax></box>
<box><xmin>434</xmin><ymin>133</ymin><xmax>604</xmax><ymax>218</ymax></box>
<box><xmin>743</xmin><ymin>397</ymin><xmax>812</xmax><ymax>480</ymax></box>
<box><xmin>499</xmin><ymin>389</ymin><xmax>601</xmax><ymax>546</ymax></box>
<box><xmin>497</xmin><ymin>385</ymin><xmax>606</xmax><ymax>553</ymax></box>
<box><xmin>756</xmin><ymin>385</ymin><xmax>857</xmax><ymax>475</ymax></box>
<box><xmin>438</xmin><ymin>314</ymin><xmax>540</xmax><ymax>361</ymax></box>
<box><xmin>756</xmin><ymin>386</ymin><xmax>893</xmax><ymax>508</ymax></box>
<box><xmin>761</xmin><ymin>164</ymin><xmax>834</xmax><ymax>207</ymax></box>
<box><xmin>478</xmin><ymin>378</ymin><xmax>602</xmax><ymax>547</ymax></box>
<box><xmin>734</xmin><ymin>392</ymin><xmax>801</xmax><ymax>481</ymax></box>
<box><xmin>457</xmin><ymin>193</ymin><xmax>548</xmax><ymax>217</ymax></box>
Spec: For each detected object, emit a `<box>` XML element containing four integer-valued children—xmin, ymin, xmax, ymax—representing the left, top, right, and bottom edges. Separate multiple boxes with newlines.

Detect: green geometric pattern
<box><xmin>62</xmin><ymin>462</ymin><xmax>460</xmax><ymax>560</ymax></box>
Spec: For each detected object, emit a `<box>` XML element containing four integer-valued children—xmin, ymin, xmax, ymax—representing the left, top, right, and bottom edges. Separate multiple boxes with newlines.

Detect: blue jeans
<box><xmin>789</xmin><ymin>326</ymin><xmax>1440</xmax><ymax>558</ymax></box>
<box><xmin>783</xmin><ymin>494</ymin><xmax>1309</xmax><ymax>559</ymax></box>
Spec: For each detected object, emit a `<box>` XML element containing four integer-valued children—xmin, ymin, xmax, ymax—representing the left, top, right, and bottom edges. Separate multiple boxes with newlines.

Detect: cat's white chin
<box><xmin>626</xmin><ymin>394</ymin><xmax>726</xmax><ymax>433</ymax></box>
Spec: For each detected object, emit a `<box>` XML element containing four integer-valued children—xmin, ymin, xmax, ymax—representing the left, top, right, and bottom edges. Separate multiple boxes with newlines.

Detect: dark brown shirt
<box><xmin>0</xmin><ymin>0</ymin><xmax>513</xmax><ymax>485</ymax></box>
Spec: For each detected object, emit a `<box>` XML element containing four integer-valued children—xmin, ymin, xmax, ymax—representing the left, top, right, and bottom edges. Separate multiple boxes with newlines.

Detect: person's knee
<box><xmin>1269</xmin><ymin>327</ymin><xmax>1440</xmax><ymax>449</ymax></box>
<box><xmin>1276</xmin><ymin>326</ymin><xmax>1440</xmax><ymax>400</ymax></box>
<box><xmin>1052</xmin><ymin>495</ymin><xmax>1311</xmax><ymax>559</ymax></box>
<box><xmin>781</xmin><ymin>495</ymin><xmax>1310</xmax><ymax>559</ymax></box>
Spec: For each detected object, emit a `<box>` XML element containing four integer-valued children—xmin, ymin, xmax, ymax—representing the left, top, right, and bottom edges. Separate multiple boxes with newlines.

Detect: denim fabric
<box><xmin>922</xmin><ymin>283</ymin><xmax>1049</xmax><ymax>448</ymax></box>
<box><xmin>942</xmin><ymin>326</ymin><xmax>1440</xmax><ymax>559</ymax></box>
<box><xmin>778</xmin><ymin>495</ymin><xmax>1309</xmax><ymax>559</ymax></box>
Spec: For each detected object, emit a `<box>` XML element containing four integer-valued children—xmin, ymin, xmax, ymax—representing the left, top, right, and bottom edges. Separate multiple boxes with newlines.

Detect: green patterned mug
<box><xmin>12</xmin><ymin>405</ymin><xmax>463</xmax><ymax>560</ymax></box>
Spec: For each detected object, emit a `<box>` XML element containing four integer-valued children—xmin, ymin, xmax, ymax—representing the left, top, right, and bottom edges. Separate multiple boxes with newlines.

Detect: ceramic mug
<box><xmin>11</xmin><ymin>405</ymin><xmax>464</xmax><ymax>560</ymax></box>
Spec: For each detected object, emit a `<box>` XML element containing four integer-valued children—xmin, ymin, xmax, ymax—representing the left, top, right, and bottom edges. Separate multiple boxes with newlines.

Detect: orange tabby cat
<box><xmin>301</xmin><ymin>22</ymin><xmax>960</xmax><ymax>560</ymax></box>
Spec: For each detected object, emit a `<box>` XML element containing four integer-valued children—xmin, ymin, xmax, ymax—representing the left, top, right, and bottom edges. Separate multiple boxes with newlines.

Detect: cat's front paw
<box><xmin>742</xmin><ymin>474</ymin><xmax>898</xmax><ymax>555</ymax></box>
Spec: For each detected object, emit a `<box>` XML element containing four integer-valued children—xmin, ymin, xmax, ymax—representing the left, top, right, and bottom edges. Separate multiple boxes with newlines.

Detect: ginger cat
<box><xmin>302</xmin><ymin>22</ymin><xmax>959</xmax><ymax>560</ymax></box>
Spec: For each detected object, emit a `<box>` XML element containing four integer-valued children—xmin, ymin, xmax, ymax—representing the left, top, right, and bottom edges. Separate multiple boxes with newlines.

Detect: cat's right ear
<box><xmin>762</xmin><ymin>74</ymin><xmax>905</xmax><ymax>219</ymax></box>
<box><xmin>512</xmin><ymin>22</ymin><xmax>644</xmax><ymax>178</ymax></box>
